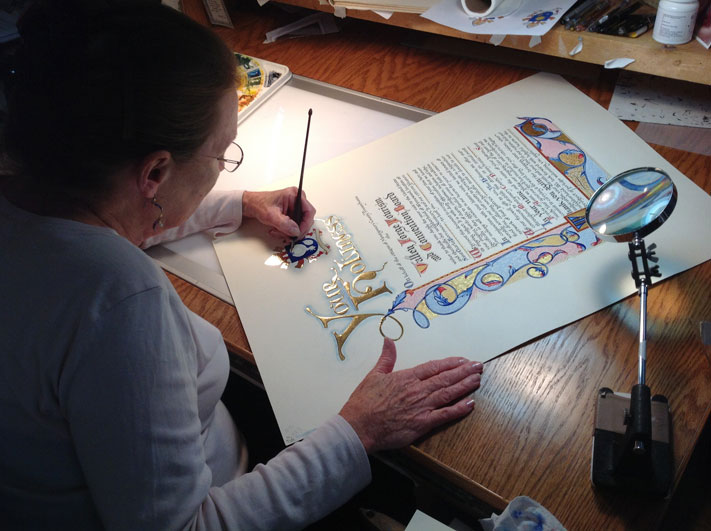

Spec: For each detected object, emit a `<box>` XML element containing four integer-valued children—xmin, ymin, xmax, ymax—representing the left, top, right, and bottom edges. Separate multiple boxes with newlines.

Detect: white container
<box><xmin>653</xmin><ymin>0</ymin><xmax>699</xmax><ymax>45</ymax></box>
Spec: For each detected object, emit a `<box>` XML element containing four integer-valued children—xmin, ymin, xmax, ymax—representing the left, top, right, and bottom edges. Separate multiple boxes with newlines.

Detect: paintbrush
<box><xmin>290</xmin><ymin>108</ymin><xmax>312</xmax><ymax>251</ymax></box>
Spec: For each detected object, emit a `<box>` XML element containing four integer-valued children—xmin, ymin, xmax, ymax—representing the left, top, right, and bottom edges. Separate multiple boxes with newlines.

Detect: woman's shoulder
<box><xmin>1</xmin><ymin>195</ymin><xmax>181</xmax><ymax>316</ymax></box>
<box><xmin>67</xmin><ymin>228</ymin><xmax>175</xmax><ymax>309</ymax></box>
<box><xmin>48</xmin><ymin>228</ymin><xmax>189</xmax><ymax>334</ymax></box>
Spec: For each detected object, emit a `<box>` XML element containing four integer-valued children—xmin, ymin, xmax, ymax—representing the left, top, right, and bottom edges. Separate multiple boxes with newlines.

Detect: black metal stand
<box><xmin>591</xmin><ymin>238</ymin><xmax>672</xmax><ymax>496</ymax></box>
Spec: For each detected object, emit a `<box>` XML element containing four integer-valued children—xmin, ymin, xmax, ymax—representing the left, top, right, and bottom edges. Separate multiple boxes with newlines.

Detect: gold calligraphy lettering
<box><xmin>310</xmin><ymin>215</ymin><xmax>402</xmax><ymax>360</ymax></box>
<box><xmin>343</xmin><ymin>264</ymin><xmax>392</xmax><ymax>310</ymax></box>
<box><xmin>305</xmin><ymin>307</ymin><xmax>403</xmax><ymax>360</ymax></box>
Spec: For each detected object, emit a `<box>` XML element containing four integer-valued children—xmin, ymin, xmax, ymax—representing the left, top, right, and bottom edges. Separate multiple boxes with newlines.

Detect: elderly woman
<box><xmin>0</xmin><ymin>1</ymin><xmax>483</xmax><ymax>529</ymax></box>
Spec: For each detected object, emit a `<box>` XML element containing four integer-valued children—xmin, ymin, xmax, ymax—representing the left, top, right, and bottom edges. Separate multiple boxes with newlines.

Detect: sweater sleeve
<box><xmin>61</xmin><ymin>285</ymin><xmax>371</xmax><ymax>531</ymax></box>
<box><xmin>194</xmin><ymin>415</ymin><xmax>371</xmax><ymax>531</ymax></box>
<box><xmin>140</xmin><ymin>189</ymin><xmax>244</xmax><ymax>249</ymax></box>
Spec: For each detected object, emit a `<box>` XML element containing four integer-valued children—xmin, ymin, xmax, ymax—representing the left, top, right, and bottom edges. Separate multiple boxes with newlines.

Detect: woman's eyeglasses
<box><xmin>211</xmin><ymin>141</ymin><xmax>244</xmax><ymax>172</ymax></box>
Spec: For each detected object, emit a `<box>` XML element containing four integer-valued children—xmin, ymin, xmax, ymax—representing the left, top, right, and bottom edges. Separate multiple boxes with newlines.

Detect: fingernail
<box><xmin>458</xmin><ymin>358</ymin><xmax>468</xmax><ymax>364</ymax></box>
<box><xmin>472</xmin><ymin>362</ymin><xmax>483</xmax><ymax>371</ymax></box>
<box><xmin>466</xmin><ymin>399</ymin><xmax>475</xmax><ymax>408</ymax></box>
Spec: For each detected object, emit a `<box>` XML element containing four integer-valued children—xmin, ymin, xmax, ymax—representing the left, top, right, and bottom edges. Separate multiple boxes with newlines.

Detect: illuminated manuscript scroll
<box><xmin>214</xmin><ymin>74</ymin><xmax>711</xmax><ymax>444</ymax></box>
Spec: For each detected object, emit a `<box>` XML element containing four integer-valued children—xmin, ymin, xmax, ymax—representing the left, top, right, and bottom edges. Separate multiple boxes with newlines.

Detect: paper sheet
<box><xmin>405</xmin><ymin>510</ymin><xmax>454</xmax><ymax>530</ymax></box>
<box><xmin>422</xmin><ymin>0</ymin><xmax>577</xmax><ymax>36</ymax></box>
<box><xmin>609</xmin><ymin>71</ymin><xmax>711</xmax><ymax>128</ymax></box>
<box><xmin>214</xmin><ymin>73</ymin><xmax>711</xmax><ymax>444</ymax></box>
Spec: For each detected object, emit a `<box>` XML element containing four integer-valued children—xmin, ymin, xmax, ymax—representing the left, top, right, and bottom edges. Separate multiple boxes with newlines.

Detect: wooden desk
<box><xmin>176</xmin><ymin>1</ymin><xmax>711</xmax><ymax>528</ymax></box>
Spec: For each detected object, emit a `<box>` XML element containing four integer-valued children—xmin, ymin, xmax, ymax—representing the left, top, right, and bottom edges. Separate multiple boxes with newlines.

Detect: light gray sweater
<box><xmin>0</xmin><ymin>192</ymin><xmax>371</xmax><ymax>530</ymax></box>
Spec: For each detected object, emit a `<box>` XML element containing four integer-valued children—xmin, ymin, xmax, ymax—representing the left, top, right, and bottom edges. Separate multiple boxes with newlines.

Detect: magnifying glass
<box><xmin>585</xmin><ymin>167</ymin><xmax>676</xmax><ymax>386</ymax></box>
<box><xmin>586</xmin><ymin>167</ymin><xmax>677</xmax><ymax>242</ymax></box>
<box><xmin>587</xmin><ymin>167</ymin><xmax>676</xmax><ymax>495</ymax></box>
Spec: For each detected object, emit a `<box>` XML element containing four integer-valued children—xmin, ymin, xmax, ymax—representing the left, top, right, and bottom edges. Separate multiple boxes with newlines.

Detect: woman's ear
<box><xmin>136</xmin><ymin>150</ymin><xmax>173</xmax><ymax>199</ymax></box>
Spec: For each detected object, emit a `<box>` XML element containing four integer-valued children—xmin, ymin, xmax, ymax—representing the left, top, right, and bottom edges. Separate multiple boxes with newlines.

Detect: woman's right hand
<box><xmin>339</xmin><ymin>338</ymin><xmax>483</xmax><ymax>454</ymax></box>
<box><xmin>242</xmin><ymin>187</ymin><xmax>316</xmax><ymax>241</ymax></box>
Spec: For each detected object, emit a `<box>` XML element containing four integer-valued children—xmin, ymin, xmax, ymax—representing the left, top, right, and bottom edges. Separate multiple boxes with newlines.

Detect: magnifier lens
<box><xmin>586</xmin><ymin>168</ymin><xmax>676</xmax><ymax>241</ymax></box>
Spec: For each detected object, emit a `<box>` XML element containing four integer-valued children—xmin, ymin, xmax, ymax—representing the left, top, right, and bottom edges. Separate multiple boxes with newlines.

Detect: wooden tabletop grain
<box><xmin>175</xmin><ymin>2</ymin><xmax>711</xmax><ymax>528</ymax></box>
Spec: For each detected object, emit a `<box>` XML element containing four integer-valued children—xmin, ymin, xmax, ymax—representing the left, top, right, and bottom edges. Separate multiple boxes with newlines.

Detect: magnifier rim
<box><xmin>584</xmin><ymin>166</ymin><xmax>677</xmax><ymax>242</ymax></box>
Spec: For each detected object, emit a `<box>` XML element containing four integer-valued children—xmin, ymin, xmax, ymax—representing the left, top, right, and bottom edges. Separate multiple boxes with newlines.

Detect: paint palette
<box><xmin>235</xmin><ymin>53</ymin><xmax>292</xmax><ymax>122</ymax></box>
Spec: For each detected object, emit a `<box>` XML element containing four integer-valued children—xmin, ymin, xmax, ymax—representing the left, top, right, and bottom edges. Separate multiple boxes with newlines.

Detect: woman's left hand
<box><xmin>242</xmin><ymin>187</ymin><xmax>316</xmax><ymax>240</ymax></box>
<box><xmin>339</xmin><ymin>338</ymin><xmax>483</xmax><ymax>454</ymax></box>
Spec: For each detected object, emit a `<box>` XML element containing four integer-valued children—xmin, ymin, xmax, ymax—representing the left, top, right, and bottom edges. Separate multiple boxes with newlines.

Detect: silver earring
<box><xmin>151</xmin><ymin>196</ymin><xmax>164</xmax><ymax>230</ymax></box>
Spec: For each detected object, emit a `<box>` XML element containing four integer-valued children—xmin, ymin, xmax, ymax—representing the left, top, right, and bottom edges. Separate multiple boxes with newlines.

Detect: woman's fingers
<box><xmin>296</xmin><ymin>191</ymin><xmax>316</xmax><ymax>236</ymax></box>
<box><xmin>423</xmin><ymin>360</ymin><xmax>483</xmax><ymax>391</ymax></box>
<box><xmin>411</xmin><ymin>356</ymin><xmax>470</xmax><ymax>381</ymax></box>
<box><xmin>422</xmin><ymin>396</ymin><xmax>478</xmax><ymax>430</ymax></box>
<box><xmin>244</xmin><ymin>188</ymin><xmax>318</xmax><ymax>239</ymax></box>
<box><xmin>426</xmin><ymin>372</ymin><xmax>482</xmax><ymax>409</ymax></box>
<box><xmin>371</xmin><ymin>337</ymin><xmax>397</xmax><ymax>375</ymax></box>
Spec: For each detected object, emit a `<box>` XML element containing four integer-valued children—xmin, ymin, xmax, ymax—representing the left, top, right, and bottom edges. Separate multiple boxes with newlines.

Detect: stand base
<box><xmin>591</xmin><ymin>388</ymin><xmax>672</xmax><ymax>496</ymax></box>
